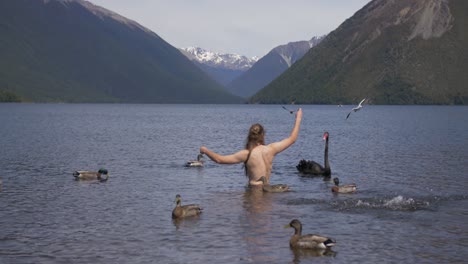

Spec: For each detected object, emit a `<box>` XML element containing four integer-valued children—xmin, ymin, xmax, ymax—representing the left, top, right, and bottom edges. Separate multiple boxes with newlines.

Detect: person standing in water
<box><xmin>200</xmin><ymin>108</ymin><xmax>302</xmax><ymax>186</ymax></box>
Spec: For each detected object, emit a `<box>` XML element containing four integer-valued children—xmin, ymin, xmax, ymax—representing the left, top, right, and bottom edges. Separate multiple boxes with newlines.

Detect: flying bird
<box><xmin>282</xmin><ymin>106</ymin><xmax>297</xmax><ymax>114</ymax></box>
<box><xmin>346</xmin><ymin>98</ymin><xmax>366</xmax><ymax>119</ymax></box>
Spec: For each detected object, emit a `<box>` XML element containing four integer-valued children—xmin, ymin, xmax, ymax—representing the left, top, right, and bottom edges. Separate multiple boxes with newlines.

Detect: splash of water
<box><xmin>354</xmin><ymin>195</ymin><xmax>430</xmax><ymax>211</ymax></box>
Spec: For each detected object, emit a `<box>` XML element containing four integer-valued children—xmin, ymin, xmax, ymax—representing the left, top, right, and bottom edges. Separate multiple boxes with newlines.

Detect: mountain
<box><xmin>226</xmin><ymin>36</ymin><xmax>324</xmax><ymax>98</ymax></box>
<box><xmin>179</xmin><ymin>47</ymin><xmax>258</xmax><ymax>86</ymax></box>
<box><xmin>250</xmin><ymin>0</ymin><xmax>468</xmax><ymax>105</ymax></box>
<box><xmin>0</xmin><ymin>0</ymin><xmax>242</xmax><ymax>103</ymax></box>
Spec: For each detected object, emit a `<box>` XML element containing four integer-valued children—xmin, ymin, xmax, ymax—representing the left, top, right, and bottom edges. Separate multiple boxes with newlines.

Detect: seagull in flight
<box><xmin>282</xmin><ymin>106</ymin><xmax>297</xmax><ymax>114</ymax></box>
<box><xmin>346</xmin><ymin>98</ymin><xmax>366</xmax><ymax>119</ymax></box>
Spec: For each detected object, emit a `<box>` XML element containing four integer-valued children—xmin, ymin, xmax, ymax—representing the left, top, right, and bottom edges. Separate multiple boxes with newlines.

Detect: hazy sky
<box><xmin>87</xmin><ymin>0</ymin><xmax>370</xmax><ymax>58</ymax></box>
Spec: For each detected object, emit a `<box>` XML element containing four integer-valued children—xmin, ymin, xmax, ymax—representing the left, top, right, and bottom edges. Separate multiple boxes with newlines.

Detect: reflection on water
<box><xmin>241</xmin><ymin>186</ymin><xmax>277</xmax><ymax>263</ymax></box>
<box><xmin>0</xmin><ymin>104</ymin><xmax>467</xmax><ymax>263</ymax></box>
<box><xmin>242</xmin><ymin>186</ymin><xmax>274</xmax><ymax>214</ymax></box>
<box><xmin>172</xmin><ymin>216</ymin><xmax>202</xmax><ymax>231</ymax></box>
<box><xmin>291</xmin><ymin>248</ymin><xmax>337</xmax><ymax>263</ymax></box>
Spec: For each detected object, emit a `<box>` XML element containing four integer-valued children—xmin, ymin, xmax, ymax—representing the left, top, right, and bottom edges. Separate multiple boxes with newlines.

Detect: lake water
<box><xmin>0</xmin><ymin>103</ymin><xmax>467</xmax><ymax>264</ymax></box>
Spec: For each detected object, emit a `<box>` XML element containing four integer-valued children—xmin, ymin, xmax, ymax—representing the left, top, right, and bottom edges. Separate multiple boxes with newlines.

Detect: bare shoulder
<box><xmin>237</xmin><ymin>149</ymin><xmax>250</xmax><ymax>155</ymax></box>
<box><xmin>234</xmin><ymin>149</ymin><xmax>250</xmax><ymax>160</ymax></box>
<box><xmin>266</xmin><ymin>139</ymin><xmax>292</xmax><ymax>155</ymax></box>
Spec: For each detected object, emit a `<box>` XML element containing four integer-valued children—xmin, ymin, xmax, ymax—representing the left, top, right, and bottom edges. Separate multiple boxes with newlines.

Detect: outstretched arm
<box><xmin>200</xmin><ymin>146</ymin><xmax>249</xmax><ymax>164</ymax></box>
<box><xmin>269</xmin><ymin>108</ymin><xmax>302</xmax><ymax>154</ymax></box>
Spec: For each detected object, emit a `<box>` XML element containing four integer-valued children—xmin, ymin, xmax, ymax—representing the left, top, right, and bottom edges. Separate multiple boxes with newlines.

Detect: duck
<box><xmin>296</xmin><ymin>131</ymin><xmax>331</xmax><ymax>177</ymax></box>
<box><xmin>172</xmin><ymin>194</ymin><xmax>203</xmax><ymax>219</ymax></box>
<box><xmin>73</xmin><ymin>168</ymin><xmax>109</xmax><ymax>181</ymax></box>
<box><xmin>331</xmin><ymin>177</ymin><xmax>357</xmax><ymax>193</ymax></box>
<box><xmin>186</xmin><ymin>153</ymin><xmax>204</xmax><ymax>167</ymax></box>
<box><xmin>285</xmin><ymin>219</ymin><xmax>336</xmax><ymax>250</ymax></box>
<box><xmin>258</xmin><ymin>176</ymin><xmax>290</xmax><ymax>192</ymax></box>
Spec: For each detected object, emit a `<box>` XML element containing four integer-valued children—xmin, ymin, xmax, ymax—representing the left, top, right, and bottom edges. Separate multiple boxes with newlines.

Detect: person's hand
<box><xmin>200</xmin><ymin>146</ymin><xmax>208</xmax><ymax>154</ymax></box>
<box><xmin>296</xmin><ymin>108</ymin><xmax>303</xmax><ymax>119</ymax></box>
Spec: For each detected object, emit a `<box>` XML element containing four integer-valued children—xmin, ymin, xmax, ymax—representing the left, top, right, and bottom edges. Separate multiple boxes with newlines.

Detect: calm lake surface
<box><xmin>0</xmin><ymin>103</ymin><xmax>467</xmax><ymax>264</ymax></box>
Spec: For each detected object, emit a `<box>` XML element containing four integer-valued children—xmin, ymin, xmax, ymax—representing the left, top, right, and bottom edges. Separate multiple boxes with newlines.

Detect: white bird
<box><xmin>346</xmin><ymin>98</ymin><xmax>366</xmax><ymax>119</ymax></box>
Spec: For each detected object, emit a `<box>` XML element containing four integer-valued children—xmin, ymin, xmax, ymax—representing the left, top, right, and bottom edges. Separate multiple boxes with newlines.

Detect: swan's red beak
<box><xmin>323</xmin><ymin>132</ymin><xmax>329</xmax><ymax>140</ymax></box>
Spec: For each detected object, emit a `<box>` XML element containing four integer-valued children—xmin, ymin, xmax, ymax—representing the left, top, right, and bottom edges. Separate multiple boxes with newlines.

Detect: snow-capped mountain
<box><xmin>179</xmin><ymin>47</ymin><xmax>259</xmax><ymax>86</ymax></box>
<box><xmin>226</xmin><ymin>35</ymin><xmax>326</xmax><ymax>98</ymax></box>
<box><xmin>180</xmin><ymin>47</ymin><xmax>258</xmax><ymax>71</ymax></box>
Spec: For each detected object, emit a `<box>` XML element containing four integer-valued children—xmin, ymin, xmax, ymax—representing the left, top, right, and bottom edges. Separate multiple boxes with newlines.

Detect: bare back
<box><xmin>246</xmin><ymin>145</ymin><xmax>275</xmax><ymax>185</ymax></box>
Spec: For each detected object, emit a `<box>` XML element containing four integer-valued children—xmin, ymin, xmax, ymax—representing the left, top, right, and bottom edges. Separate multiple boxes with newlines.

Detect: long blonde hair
<box><xmin>244</xmin><ymin>123</ymin><xmax>265</xmax><ymax>175</ymax></box>
<box><xmin>245</xmin><ymin>123</ymin><xmax>265</xmax><ymax>150</ymax></box>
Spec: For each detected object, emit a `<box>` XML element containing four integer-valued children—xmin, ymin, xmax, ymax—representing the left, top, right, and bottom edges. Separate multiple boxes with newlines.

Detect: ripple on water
<box><xmin>1</xmin><ymin>104</ymin><xmax>468</xmax><ymax>264</ymax></box>
<box><xmin>287</xmin><ymin>194</ymin><xmax>468</xmax><ymax>214</ymax></box>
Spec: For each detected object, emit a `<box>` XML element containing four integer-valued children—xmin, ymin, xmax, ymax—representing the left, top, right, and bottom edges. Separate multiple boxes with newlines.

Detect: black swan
<box><xmin>296</xmin><ymin>131</ymin><xmax>331</xmax><ymax>176</ymax></box>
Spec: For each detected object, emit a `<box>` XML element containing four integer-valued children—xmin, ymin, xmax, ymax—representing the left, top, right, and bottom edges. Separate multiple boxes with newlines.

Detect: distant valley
<box><xmin>181</xmin><ymin>36</ymin><xmax>324</xmax><ymax>98</ymax></box>
<box><xmin>1</xmin><ymin>0</ymin><xmax>466</xmax><ymax>105</ymax></box>
<box><xmin>227</xmin><ymin>36</ymin><xmax>325</xmax><ymax>98</ymax></box>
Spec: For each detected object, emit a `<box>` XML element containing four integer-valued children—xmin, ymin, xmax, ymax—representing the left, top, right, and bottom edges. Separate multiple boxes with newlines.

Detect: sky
<box><xmin>86</xmin><ymin>0</ymin><xmax>370</xmax><ymax>58</ymax></box>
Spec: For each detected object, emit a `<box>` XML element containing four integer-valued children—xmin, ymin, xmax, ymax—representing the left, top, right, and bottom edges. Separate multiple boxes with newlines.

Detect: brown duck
<box><xmin>172</xmin><ymin>194</ymin><xmax>203</xmax><ymax>219</ymax></box>
<box><xmin>331</xmin><ymin>177</ymin><xmax>357</xmax><ymax>193</ymax></box>
<box><xmin>73</xmin><ymin>168</ymin><xmax>109</xmax><ymax>182</ymax></box>
<box><xmin>258</xmin><ymin>176</ymin><xmax>290</xmax><ymax>192</ymax></box>
<box><xmin>285</xmin><ymin>219</ymin><xmax>336</xmax><ymax>250</ymax></box>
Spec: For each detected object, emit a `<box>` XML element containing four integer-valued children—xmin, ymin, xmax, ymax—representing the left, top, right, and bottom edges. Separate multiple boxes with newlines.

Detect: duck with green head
<box><xmin>285</xmin><ymin>219</ymin><xmax>336</xmax><ymax>250</ymax></box>
<box><xmin>186</xmin><ymin>154</ymin><xmax>204</xmax><ymax>167</ymax></box>
<box><xmin>172</xmin><ymin>194</ymin><xmax>203</xmax><ymax>219</ymax></box>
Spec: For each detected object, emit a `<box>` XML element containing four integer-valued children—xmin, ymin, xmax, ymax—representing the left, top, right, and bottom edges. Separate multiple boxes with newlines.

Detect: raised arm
<box><xmin>269</xmin><ymin>108</ymin><xmax>302</xmax><ymax>154</ymax></box>
<box><xmin>200</xmin><ymin>146</ymin><xmax>249</xmax><ymax>164</ymax></box>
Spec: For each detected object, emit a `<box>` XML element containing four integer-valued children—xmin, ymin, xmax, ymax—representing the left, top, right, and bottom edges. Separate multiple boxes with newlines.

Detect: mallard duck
<box><xmin>73</xmin><ymin>168</ymin><xmax>109</xmax><ymax>182</ymax></box>
<box><xmin>186</xmin><ymin>153</ymin><xmax>204</xmax><ymax>167</ymax></box>
<box><xmin>172</xmin><ymin>194</ymin><xmax>203</xmax><ymax>219</ymax></box>
<box><xmin>258</xmin><ymin>176</ymin><xmax>290</xmax><ymax>192</ymax></box>
<box><xmin>285</xmin><ymin>219</ymin><xmax>336</xmax><ymax>250</ymax></box>
<box><xmin>331</xmin><ymin>177</ymin><xmax>357</xmax><ymax>193</ymax></box>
